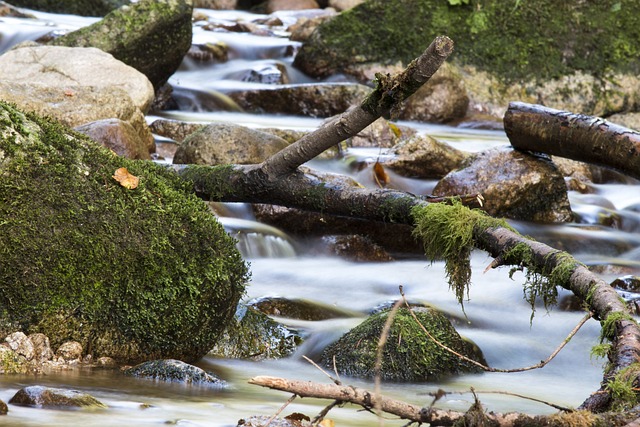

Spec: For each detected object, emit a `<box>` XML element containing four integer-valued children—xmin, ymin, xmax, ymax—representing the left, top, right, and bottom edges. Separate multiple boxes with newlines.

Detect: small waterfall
<box><xmin>217</xmin><ymin>216</ymin><xmax>296</xmax><ymax>258</ymax></box>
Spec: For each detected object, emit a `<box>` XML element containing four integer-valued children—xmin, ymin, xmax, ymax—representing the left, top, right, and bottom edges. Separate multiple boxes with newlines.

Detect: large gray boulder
<box><xmin>0</xmin><ymin>45</ymin><xmax>155</xmax><ymax>153</ymax></box>
<box><xmin>51</xmin><ymin>0</ymin><xmax>193</xmax><ymax>90</ymax></box>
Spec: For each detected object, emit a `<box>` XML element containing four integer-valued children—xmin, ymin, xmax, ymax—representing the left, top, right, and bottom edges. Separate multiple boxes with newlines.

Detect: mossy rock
<box><xmin>0</xmin><ymin>100</ymin><xmax>249</xmax><ymax>364</ymax></box>
<box><xmin>6</xmin><ymin>0</ymin><xmax>131</xmax><ymax>16</ymax></box>
<box><xmin>9</xmin><ymin>386</ymin><xmax>107</xmax><ymax>409</ymax></box>
<box><xmin>320</xmin><ymin>307</ymin><xmax>485</xmax><ymax>381</ymax></box>
<box><xmin>123</xmin><ymin>359</ymin><xmax>226</xmax><ymax>386</ymax></box>
<box><xmin>51</xmin><ymin>0</ymin><xmax>193</xmax><ymax>90</ymax></box>
<box><xmin>294</xmin><ymin>0</ymin><xmax>640</xmax><ymax>82</ymax></box>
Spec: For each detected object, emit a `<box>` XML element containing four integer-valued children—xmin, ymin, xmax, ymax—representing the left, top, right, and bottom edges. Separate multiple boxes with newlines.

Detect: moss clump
<box><xmin>411</xmin><ymin>202</ymin><xmax>513</xmax><ymax>305</ymax></box>
<box><xmin>294</xmin><ymin>0</ymin><xmax>640</xmax><ymax>83</ymax></box>
<box><xmin>320</xmin><ymin>307</ymin><xmax>486</xmax><ymax>381</ymax></box>
<box><xmin>0</xmin><ymin>101</ymin><xmax>249</xmax><ymax>363</ymax></box>
<box><xmin>606</xmin><ymin>364</ymin><xmax>640</xmax><ymax>411</ymax></box>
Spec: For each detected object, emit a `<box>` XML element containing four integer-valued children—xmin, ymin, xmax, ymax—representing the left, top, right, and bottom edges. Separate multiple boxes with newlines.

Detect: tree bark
<box><xmin>170</xmin><ymin>39</ymin><xmax>640</xmax><ymax>414</ymax></box>
<box><xmin>504</xmin><ymin>101</ymin><xmax>640</xmax><ymax>180</ymax></box>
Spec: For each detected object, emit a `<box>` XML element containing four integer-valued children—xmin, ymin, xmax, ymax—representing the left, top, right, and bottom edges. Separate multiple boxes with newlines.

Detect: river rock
<box><xmin>0</xmin><ymin>101</ymin><xmax>249</xmax><ymax>364</ymax></box>
<box><xmin>0</xmin><ymin>346</ymin><xmax>28</xmax><ymax>374</ymax></box>
<box><xmin>348</xmin><ymin>117</ymin><xmax>415</xmax><ymax>148</ymax></box>
<box><xmin>0</xmin><ymin>45</ymin><xmax>155</xmax><ymax>152</ymax></box>
<box><xmin>124</xmin><ymin>359</ymin><xmax>226</xmax><ymax>386</ymax></box>
<box><xmin>29</xmin><ymin>333</ymin><xmax>54</xmax><ymax>364</ymax></box>
<box><xmin>248</xmin><ymin>296</ymin><xmax>358</xmax><ymax>320</ymax></box>
<box><xmin>6</xmin><ymin>0</ymin><xmax>131</xmax><ymax>16</ymax></box>
<box><xmin>293</xmin><ymin>0</ymin><xmax>640</xmax><ymax>120</ymax></box>
<box><xmin>228</xmin><ymin>83</ymin><xmax>371</xmax><ymax>118</ymax></box>
<box><xmin>385</xmin><ymin>135</ymin><xmax>470</xmax><ymax>179</ymax></box>
<box><xmin>267</xmin><ymin>0</ymin><xmax>320</xmax><ymax>13</ymax></box>
<box><xmin>194</xmin><ymin>0</ymin><xmax>237</xmax><ymax>9</ymax></box>
<box><xmin>320</xmin><ymin>307</ymin><xmax>486</xmax><ymax>381</ymax></box>
<box><xmin>209</xmin><ymin>305</ymin><xmax>302</xmax><ymax>360</ymax></box>
<box><xmin>0</xmin><ymin>399</ymin><xmax>6</xmax><ymax>415</ymax></box>
<box><xmin>9</xmin><ymin>385</ymin><xmax>107</xmax><ymax>409</ymax></box>
<box><xmin>433</xmin><ymin>147</ymin><xmax>572</xmax><ymax>223</ymax></box>
<box><xmin>320</xmin><ymin>234</ymin><xmax>393</xmax><ymax>262</ymax></box>
<box><xmin>50</xmin><ymin>0</ymin><xmax>193</xmax><ymax>90</ymax></box>
<box><xmin>173</xmin><ymin>122</ymin><xmax>289</xmax><ymax>165</ymax></box>
<box><xmin>329</xmin><ymin>0</ymin><xmax>365</xmax><ymax>11</ymax></box>
<box><xmin>149</xmin><ymin>119</ymin><xmax>205</xmax><ymax>143</ymax></box>
<box><xmin>56</xmin><ymin>341</ymin><xmax>83</xmax><ymax>362</ymax></box>
<box><xmin>5</xmin><ymin>332</ymin><xmax>34</xmax><ymax>361</ymax></box>
<box><xmin>75</xmin><ymin>119</ymin><xmax>152</xmax><ymax>160</ymax></box>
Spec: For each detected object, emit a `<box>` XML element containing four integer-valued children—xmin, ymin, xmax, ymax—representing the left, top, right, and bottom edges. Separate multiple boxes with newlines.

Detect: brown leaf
<box><xmin>373</xmin><ymin>160</ymin><xmax>390</xmax><ymax>188</ymax></box>
<box><xmin>112</xmin><ymin>167</ymin><xmax>139</xmax><ymax>189</ymax></box>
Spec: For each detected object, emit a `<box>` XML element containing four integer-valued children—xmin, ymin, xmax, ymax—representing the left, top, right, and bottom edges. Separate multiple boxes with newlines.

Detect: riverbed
<box><xmin>0</xmin><ymin>5</ymin><xmax>639</xmax><ymax>427</ymax></box>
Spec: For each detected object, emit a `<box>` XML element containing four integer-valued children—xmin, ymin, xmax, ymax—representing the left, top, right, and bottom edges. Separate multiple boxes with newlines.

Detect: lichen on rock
<box><xmin>0</xmin><ymin>100</ymin><xmax>249</xmax><ymax>364</ymax></box>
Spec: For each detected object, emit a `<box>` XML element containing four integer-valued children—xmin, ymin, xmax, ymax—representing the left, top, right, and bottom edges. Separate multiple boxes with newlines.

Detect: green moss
<box><xmin>296</xmin><ymin>0</ymin><xmax>640</xmax><ymax>82</ymax></box>
<box><xmin>320</xmin><ymin>307</ymin><xmax>485</xmax><ymax>381</ymax></box>
<box><xmin>606</xmin><ymin>364</ymin><xmax>640</xmax><ymax>411</ymax></box>
<box><xmin>600</xmin><ymin>312</ymin><xmax>636</xmax><ymax>343</ymax></box>
<box><xmin>411</xmin><ymin>201</ymin><xmax>513</xmax><ymax>305</ymax></box>
<box><xmin>590</xmin><ymin>343</ymin><xmax>612</xmax><ymax>360</ymax></box>
<box><xmin>0</xmin><ymin>101</ymin><xmax>249</xmax><ymax>363</ymax></box>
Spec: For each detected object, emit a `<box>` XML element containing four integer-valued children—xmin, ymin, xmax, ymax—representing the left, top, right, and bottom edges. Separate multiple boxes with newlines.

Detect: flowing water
<box><xmin>1</xmin><ymin>6</ymin><xmax>639</xmax><ymax>426</ymax></box>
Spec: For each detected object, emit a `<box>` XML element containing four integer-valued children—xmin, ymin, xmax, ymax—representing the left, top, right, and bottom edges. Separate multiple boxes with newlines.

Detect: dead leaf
<box><xmin>319</xmin><ymin>419</ymin><xmax>335</xmax><ymax>427</ymax></box>
<box><xmin>112</xmin><ymin>167</ymin><xmax>139</xmax><ymax>189</ymax></box>
<box><xmin>373</xmin><ymin>160</ymin><xmax>390</xmax><ymax>188</ymax></box>
<box><xmin>387</xmin><ymin>121</ymin><xmax>402</xmax><ymax>138</ymax></box>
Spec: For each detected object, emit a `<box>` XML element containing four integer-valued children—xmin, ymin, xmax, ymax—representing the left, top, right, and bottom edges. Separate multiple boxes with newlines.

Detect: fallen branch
<box><xmin>504</xmin><ymin>101</ymin><xmax>640</xmax><ymax>180</ymax></box>
<box><xmin>247</xmin><ymin>376</ymin><xmax>640</xmax><ymax>426</ymax></box>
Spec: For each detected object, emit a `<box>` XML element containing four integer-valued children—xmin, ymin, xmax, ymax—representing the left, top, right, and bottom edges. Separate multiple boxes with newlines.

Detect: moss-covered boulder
<box><xmin>51</xmin><ymin>0</ymin><xmax>193</xmax><ymax>90</ymax></box>
<box><xmin>6</xmin><ymin>0</ymin><xmax>131</xmax><ymax>17</ymax></box>
<box><xmin>320</xmin><ymin>307</ymin><xmax>485</xmax><ymax>381</ymax></box>
<box><xmin>0</xmin><ymin>100</ymin><xmax>249</xmax><ymax>364</ymax></box>
<box><xmin>294</xmin><ymin>0</ymin><xmax>640</xmax><ymax>118</ymax></box>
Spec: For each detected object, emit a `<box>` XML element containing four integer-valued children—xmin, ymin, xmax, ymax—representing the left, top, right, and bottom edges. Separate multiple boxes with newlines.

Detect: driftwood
<box><xmin>248</xmin><ymin>376</ymin><xmax>640</xmax><ymax>426</ymax></box>
<box><xmin>504</xmin><ymin>101</ymin><xmax>640</xmax><ymax>180</ymax></box>
<box><xmin>170</xmin><ymin>37</ymin><xmax>640</xmax><ymax>415</ymax></box>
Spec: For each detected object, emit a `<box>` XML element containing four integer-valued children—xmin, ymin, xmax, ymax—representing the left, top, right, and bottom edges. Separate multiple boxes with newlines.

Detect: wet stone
<box><xmin>123</xmin><ymin>359</ymin><xmax>226</xmax><ymax>386</ymax></box>
<box><xmin>248</xmin><ymin>296</ymin><xmax>358</xmax><ymax>321</ymax></box>
<box><xmin>5</xmin><ymin>332</ymin><xmax>34</xmax><ymax>360</ymax></box>
<box><xmin>9</xmin><ymin>385</ymin><xmax>107</xmax><ymax>409</ymax></box>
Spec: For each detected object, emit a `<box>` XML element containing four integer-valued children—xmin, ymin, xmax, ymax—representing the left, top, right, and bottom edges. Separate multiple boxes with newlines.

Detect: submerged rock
<box><xmin>9</xmin><ymin>385</ymin><xmax>107</xmax><ymax>409</ymax></box>
<box><xmin>51</xmin><ymin>0</ymin><xmax>193</xmax><ymax>90</ymax></box>
<box><xmin>0</xmin><ymin>101</ymin><xmax>249</xmax><ymax>364</ymax></box>
<box><xmin>320</xmin><ymin>307</ymin><xmax>485</xmax><ymax>381</ymax></box>
<box><xmin>124</xmin><ymin>359</ymin><xmax>226</xmax><ymax>386</ymax></box>
<box><xmin>433</xmin><ymin>147</ymin><xmax>572</xmax><ymax>223</ymax></box>
<box><xmin>210</xmin><ymin>305</ymin><xmax>302</xmax><ymax>360</ymax></box>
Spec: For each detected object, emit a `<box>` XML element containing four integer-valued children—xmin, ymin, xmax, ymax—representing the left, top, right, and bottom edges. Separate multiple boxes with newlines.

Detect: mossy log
<box><xmin>504</xmin><ymin>102</ymin><xmax>640</xmax><ymax>180</ymax></box>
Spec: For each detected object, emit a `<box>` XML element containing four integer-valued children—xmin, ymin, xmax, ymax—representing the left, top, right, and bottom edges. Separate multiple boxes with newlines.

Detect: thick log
<box><xmin>504</xmin><ymin>101</ymin><xmax>640</xmax><ymax>180</ymax></box>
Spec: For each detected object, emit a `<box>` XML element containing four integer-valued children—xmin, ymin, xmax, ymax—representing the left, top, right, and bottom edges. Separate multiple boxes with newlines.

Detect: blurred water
<box><xmin>0</xmin><ymin>4</ymin><xmax>637</xmax><ymax>427</ymax></box>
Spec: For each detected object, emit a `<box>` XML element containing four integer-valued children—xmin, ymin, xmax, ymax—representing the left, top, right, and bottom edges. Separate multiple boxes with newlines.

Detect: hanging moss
<box><xmin>606</xmin><ymin>363</ymin><xmax>640</xmax><ymax>411</ymax></box>
<box><xmin>0</xmin><ymin>101</ymin><xmax>249</xmax><ymax>363</ymax></box>
<box><xmin>411</xmin><ymin>201</ymin><xmax>513</xmax><ymax>305</ymax></box>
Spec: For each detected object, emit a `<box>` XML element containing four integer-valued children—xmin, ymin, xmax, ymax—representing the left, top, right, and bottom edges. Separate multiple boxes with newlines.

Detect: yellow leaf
<box><xmin>319</xmin><ymin>420</ymin><xmax>335</xmax><ymax>427</ymax></box>
<box><xmin>387</xmin><ymin>121</ymin><xmax>402</xmax><ymax>138</ymax></box>
<box><xmin>112</xmin><ymin>167</ymin><xmax>139</xmax><ymax>189</ymax></box>
<box><xmin>373</xmin><ymin>161</ymin><xmax>390</xmax><ymax>188</ymax></box>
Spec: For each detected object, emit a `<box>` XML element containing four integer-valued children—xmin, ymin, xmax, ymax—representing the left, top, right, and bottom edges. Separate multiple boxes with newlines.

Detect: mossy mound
<box><xmin>320</xmin><ymin>307</ymin><xmax>485</xmax><ymax>382</ymax></box>
<box><xmin>294</xmin><ymin>0</ymin><xmax>640</xmax><ymax>82</ymax></box>
<box><xmin>0</xmin><ymin>100</ymin><xmax>249</xmax><ymax>364</ymax></box>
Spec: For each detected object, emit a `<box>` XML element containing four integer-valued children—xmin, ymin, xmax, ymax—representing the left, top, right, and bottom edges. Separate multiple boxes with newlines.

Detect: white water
<box><xmin>0</xmin><ymin>5</ymin><xmax>637</xmax><ymax>427</ymax></box>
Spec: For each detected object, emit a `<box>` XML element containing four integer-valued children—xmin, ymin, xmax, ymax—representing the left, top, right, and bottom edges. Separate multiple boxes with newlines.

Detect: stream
<box><xmin>1</xmin><ymin>5</ymin><xmax>640</xmax><ymax>426</ymax></box>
